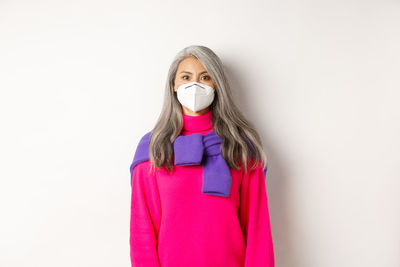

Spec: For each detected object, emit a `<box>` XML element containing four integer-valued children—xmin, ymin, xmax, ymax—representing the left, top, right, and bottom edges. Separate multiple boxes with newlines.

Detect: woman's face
<box><xmin>173</xmin><ymin>56</ymin><xmax>215</xmax><ymax>93</ymax></box>
<box><xmin>173</xmin><ymin>56</ymin><xmax>216</xmax><ymax>115</ymax></box>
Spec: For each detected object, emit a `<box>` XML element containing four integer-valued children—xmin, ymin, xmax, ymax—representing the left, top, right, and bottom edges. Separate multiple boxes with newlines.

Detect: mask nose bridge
<box><xmin>186</xmin><ymin>82</ymin><xmax>205</xmax><ymax>90</ymax></box>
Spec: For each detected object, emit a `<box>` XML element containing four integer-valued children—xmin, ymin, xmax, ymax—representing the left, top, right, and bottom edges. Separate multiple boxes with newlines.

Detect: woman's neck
<box><xmin>181</xmin><ymin>109</ymin><xmax>213</xmax><ymax>136</ymax></box>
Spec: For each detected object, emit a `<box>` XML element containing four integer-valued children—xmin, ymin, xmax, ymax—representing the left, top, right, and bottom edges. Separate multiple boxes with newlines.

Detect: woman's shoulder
<box><xmin>130</xmin><ymin>130</ymin><xmax>154</xmax><ymax>184</ymax></box>
<box><xmin>237</xmin><ymin>157</ymin><xmax>267</xmax><ymax>176</ymax></box>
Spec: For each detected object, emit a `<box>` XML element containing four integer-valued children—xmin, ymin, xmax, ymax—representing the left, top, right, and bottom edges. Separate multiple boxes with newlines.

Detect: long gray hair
<box><xmin>148</xmin><ymin>45</ymin><xmax>267</xmax><ymax>174</ymax></box>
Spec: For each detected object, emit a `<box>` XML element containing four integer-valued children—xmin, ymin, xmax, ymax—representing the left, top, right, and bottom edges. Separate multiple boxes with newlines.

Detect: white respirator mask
<box><xmin>176</xmin><ymin>81</ymin><xmax>215</xmax><ymax>112</ymax></box>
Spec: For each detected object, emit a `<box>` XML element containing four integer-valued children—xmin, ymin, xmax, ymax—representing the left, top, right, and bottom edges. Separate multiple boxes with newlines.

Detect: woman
<box><xmin>129</xmin><ymin>45</ymin><xmax>275</xmax><ymax>267</ymax></box>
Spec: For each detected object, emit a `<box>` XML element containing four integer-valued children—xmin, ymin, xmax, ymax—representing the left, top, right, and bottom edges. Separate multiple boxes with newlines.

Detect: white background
<box><xmin>0</xmin><ymin>0</ymin><xmax>399</xmax><ymax>266</ymax></box>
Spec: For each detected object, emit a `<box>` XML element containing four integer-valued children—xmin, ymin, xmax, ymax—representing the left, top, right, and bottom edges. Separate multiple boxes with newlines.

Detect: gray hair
<box><xmin>148</xmin><ymin>45</ymin><xmax>268</xmax><ymax>174</ymax></box>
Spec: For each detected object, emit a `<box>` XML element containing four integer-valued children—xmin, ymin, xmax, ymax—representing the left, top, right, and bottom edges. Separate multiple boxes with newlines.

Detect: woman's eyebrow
<box><xmin>179</xmin><ymin>70</ymin><xmax>208</xmax><ymax>74</ymax></box>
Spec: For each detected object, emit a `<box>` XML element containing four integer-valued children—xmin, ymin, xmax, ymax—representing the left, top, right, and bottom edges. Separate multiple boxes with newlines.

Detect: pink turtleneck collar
<box><xmin>181</xmin><ymin>109</ymin><xmax>213</xmax><ymax>136</ymax></box>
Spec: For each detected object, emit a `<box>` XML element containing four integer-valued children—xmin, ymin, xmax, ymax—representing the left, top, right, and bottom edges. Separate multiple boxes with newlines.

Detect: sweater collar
<box><xmin>182</xmin><ymin>110</ymin><xmax>213</xmax><ymax>133</ymax></box>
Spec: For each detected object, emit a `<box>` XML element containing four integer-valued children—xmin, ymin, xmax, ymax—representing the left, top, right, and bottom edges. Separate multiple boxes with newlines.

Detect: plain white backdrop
<box><xmin>0</xmin><ymin>0</ymin><xmax>399</xmax><ymax>266</ymax></box>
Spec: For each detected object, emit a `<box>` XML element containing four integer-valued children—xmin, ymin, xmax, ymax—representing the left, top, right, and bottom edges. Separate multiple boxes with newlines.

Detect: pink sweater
<box><xmin>130</xmin><ymin>110</ymin><xmax>275</xmax><ymax>267</ymax></box>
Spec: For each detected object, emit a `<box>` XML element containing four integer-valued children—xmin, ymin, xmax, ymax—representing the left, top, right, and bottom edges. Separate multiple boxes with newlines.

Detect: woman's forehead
<box><xmin>177</xmin><ymin>56</ymin><xmax>207</xmax><ymax>72</ymax></box>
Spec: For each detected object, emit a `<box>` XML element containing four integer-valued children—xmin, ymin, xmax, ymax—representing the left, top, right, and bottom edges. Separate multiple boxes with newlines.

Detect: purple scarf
<box><xmin>129</xmin><ymin>130</ymin><xmax>232</xmax><ymax>197</ymax></box>
<box><xmin>129</xmin><ymin>130</ymin><xmax>268</xmax><ymax>197</ymax></box>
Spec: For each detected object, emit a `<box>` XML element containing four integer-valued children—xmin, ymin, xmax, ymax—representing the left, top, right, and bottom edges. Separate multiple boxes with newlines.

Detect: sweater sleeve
<box><xmin>239</xmin><ymin>158</ymin><xmax>275</xmax><ymax>267</ymax></box>
<box><xmin>130</xmin><ymin>161</ymin><xmax>161</xmax><ymax>267</ymax></box>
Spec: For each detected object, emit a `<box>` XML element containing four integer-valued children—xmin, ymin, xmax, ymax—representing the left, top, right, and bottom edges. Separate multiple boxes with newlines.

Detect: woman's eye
<box><xmin>202</xmin><ymin>75</ymin><xmax>210</xmax><ymax>80</ymax></box>
<box><xmin>182</xmin><ymin>75</ymin><xmax>189</xmax><ymax>80</ymax></box>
